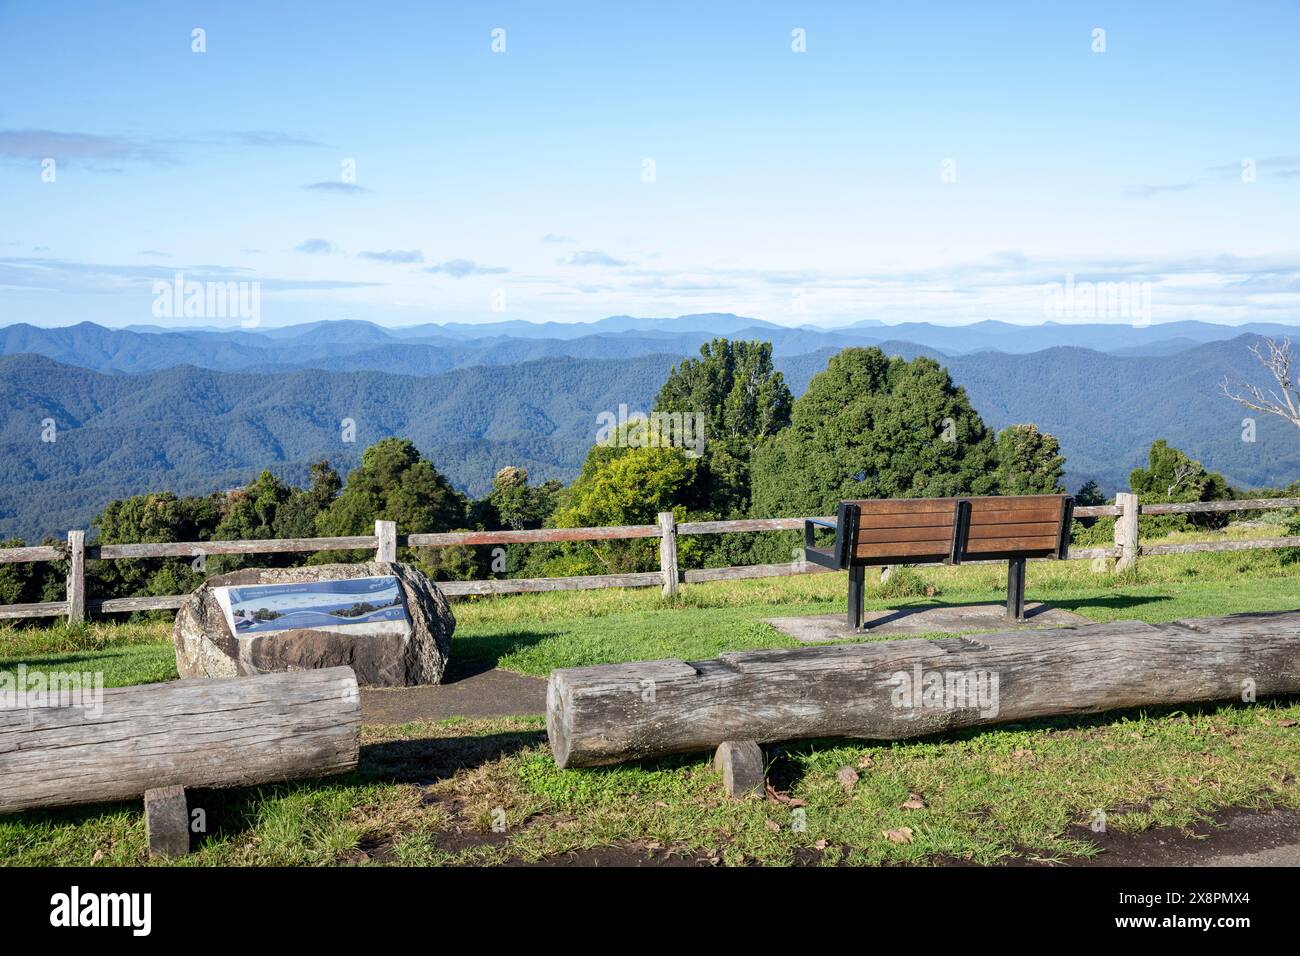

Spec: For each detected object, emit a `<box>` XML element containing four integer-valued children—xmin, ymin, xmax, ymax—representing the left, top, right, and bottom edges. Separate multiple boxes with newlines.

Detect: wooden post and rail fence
<box><xmin>1</xmin><ymin>496</ymin><xmax>1298</xmax><ymax>624</ymax></box>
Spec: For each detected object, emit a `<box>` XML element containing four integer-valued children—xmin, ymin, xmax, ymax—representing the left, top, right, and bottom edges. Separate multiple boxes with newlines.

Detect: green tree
<box><xmin>1128</xmin><ymin>439</ymin><xmax>1234</xmax><ymax>531</ymax></box>
<box><xmin>209</xmin><ymin>463</ymin><xmax>341</xmax><ymax>571</ymax></box>
<box><xmin>213</xmin><ymin>470</ymin><xmax>293</xmax><ymax>542</ymax></box>
<box><xmin>994</xmin><ymin>423</ymin><xmax>1066</xmax><ymax>495</ymax></box>
<box><xmin>0</xmin><ymin>539</ymin><xmax>56</xmax><ymax>606</ymax></box>
<box><xmin>471</xmin><ymin>466</ymin><xmax>564</xmax><ymax>577</ymax></box>
<box><xmin>478</xmin><ymin>466</ymin><xmax>561</xmax><ymax>531</ymax></box>
<box><xmin>90</xmin><ymin>491</ymin><xmax>222</xmax><ymax>598</ymax></box>
<box><xmin>1073</xmin><ymin>479</ymin><xmax>1106</xmax><ymax>530</ymax></box>
<box><xmin>541</xmin><ymin>421</ymin><xmax>700</xmax><ymax>574</ymax></box>
<box><xmin>751</xmin><ymin>348</ymin><xmax>998</xmax><ymax>520</ymax></box>
<box><xmin>1075</xmin><ymin>480</ymin><xmax>1105</xmax><ymax>507</ymax></box>
<box><xmin>654</xmin><ymin>338</ymin><xmax>793</xmax><ymax>518</ymax></box>
<box><xmin>317</xmin><ymin>439</ymin><xmax>468</xmax><ymax>537</ymax></box>
<box><xmin>316</xmin><ymin>438</ymin><xmax>471</xmax><ymax>578</ymax></box>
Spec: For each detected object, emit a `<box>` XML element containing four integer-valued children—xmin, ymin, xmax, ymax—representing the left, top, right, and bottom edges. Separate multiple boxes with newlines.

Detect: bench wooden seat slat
<box><xmin>843</xmin><ymin>499</ymin><xmax>964</xmax><ymax>515</ymax></box>
<box><xmin>963</xmin><ymin>541</ymin><xmax>1060</xmax><ymax>557</ymax></box>
<box><xmin>967</xmin><ymin>495</ymin><xmax>1069</xmax><ymax>508</ymax></box>
<box><xmin>855</xmin><ymin>541</ymin><xmax>962</xmax><ymax>559</ymax></box>
<box><xmin>850</xmin><ymin>512</ymin><xmax>962</xmax><ymax>530</ymax></box>
<box><xmin>857</xmin><ymin>525</ymin><xmax>961</xmax><ymax>544</ymax></box>
<box><xmin>966</xmin><ymin>521</ymin><xmax>1061</xmax><ymax>540</ymax></box>
<box><xmin>967</xmin><ymin>507</ymin><xmax>1064</xmax><ymax>524</ymax></box>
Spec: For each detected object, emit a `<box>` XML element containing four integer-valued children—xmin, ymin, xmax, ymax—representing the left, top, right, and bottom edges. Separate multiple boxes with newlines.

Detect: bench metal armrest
<box><xmin>805</xmin><ymin>505</ymin><xmax>858</xmax><ymax>570</ymax></box>
<box><xmin>803</xmin><ymin>517</ymin><xmax>836</xmax><ymax>550</ymax></box>
<box><xmin>803</xmin><ymin>546</ymin><xmax>843</xmax><ymax>570</ymax></box>
<box><xmin>804</xmin><ymin>517</ymin><xmax>846</xmax><ymax>569</ymax></box>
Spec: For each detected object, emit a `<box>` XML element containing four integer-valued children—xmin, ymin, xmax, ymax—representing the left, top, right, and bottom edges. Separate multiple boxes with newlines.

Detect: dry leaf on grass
<box><xmin>836</xmin><ymin>767</ymin><xmax>860</xmax><ymax>792</ymax></box>
<box><xmin>764</xmin><ymin>782</ymin><xmax>808</xmax><ymax>807</ymax></box>
<box><xmin>882</xmin><ymin>827</ymin><xmax>914</xmax><ymax>844</ymax></box>
<box><xmin>900</xmin><ymin>792</ymin><xmax>926</xmax><ymax>810</ymax></box>
<box><xmin>765</xmin><ymin>819</ymin><xmax>781</xmax><ymax>833</ymax></box>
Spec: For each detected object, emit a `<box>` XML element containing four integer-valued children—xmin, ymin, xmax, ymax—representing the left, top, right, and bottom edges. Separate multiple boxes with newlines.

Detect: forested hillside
<box><xmin>0</xmin><ymin>352</ymin><xmax>678</xmax><ymax>540</ymax></box>
<box><xmin>2</xmin><ymin>331</ymin><xmax>1297</xmax><ymax>542</ymax></box>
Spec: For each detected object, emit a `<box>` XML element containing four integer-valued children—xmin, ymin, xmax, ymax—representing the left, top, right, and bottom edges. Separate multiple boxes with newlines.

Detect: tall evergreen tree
<box><xmin>654</xmin><ymin>338</ymin><xmax>792</xmax><ymax>518</ymax></box>
<box><xmin>751</xmin><ymin>348</ymin><xmax>998</xmax><ymax>519</ymax></box>
<box><xmin>317</xmin><ymin>438</ymin><xmax>468</xmax><ymax>537</ymax></box>
<box><xmin>994</xmin><ymin>423</ymin><xmax>1066</xmax><ymax>495</ymax></box>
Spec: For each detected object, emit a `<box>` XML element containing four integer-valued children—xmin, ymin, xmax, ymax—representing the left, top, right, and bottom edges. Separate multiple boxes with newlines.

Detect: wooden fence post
<box><xmin>658</xmin><ymin>511</ymin><xmax>679</xmax><ymax>598</ymax></box>
<box><xmin>1114</xmin><ymin>492</ymin><xmax>1140</xmax><ymax>572</ymax></box>
<box><xmin>66</xmin><ymin>530</ymin><xmax>85</xmax><ymax>624</ymax></box>
<box><xmin>375</xmin><ymin>520</ymin><xmax>397</xmax><ymax>563</ymax></box>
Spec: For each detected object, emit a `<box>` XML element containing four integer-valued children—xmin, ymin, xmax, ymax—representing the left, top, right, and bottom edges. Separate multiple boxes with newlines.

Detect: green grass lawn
<box><xmin>1</xmin><ymin>524</ymin><xmax>1298</xmax><ymax>866</ymax></box>
<box><xmin>4</xmin><ymin>702</ymin><xmax>1298</xmax><ymax>867</ymax></box>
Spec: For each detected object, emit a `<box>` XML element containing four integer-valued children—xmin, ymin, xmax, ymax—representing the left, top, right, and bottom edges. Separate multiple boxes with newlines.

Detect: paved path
<box><xmin>1071</xmin><ymin>807</ymin><xmax>1300</xmax><ymax>866</ymax></box>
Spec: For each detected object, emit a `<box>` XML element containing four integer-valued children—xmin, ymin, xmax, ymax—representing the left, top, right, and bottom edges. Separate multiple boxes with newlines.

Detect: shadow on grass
<box><xmin>360</xmin><ymin>728</ymin><xmax>546</xmax><ymax>785</ymax></box>
<box><xmin>1042</xmin><ymin>594</ymin><xmax>1171</xmax><ymax>613</ymax></box>
<box><xmin>759</xmin><ymin>693</ymin><xmax>1300</xmax><ymax>791</ymax></box>
<box><xmin>449</xmin><ymin>629</ymin><xmax>560</xmax><ymax>675</ymax></box>
<box><xmin>878</xmin><ymin>595</ymin><xmax>1170</xmax><ymax>615</ymax></box>
<box><xmin>0</xmin><ymin>645</ymin><xmax>161</xmax><ymax>670</ymax></box>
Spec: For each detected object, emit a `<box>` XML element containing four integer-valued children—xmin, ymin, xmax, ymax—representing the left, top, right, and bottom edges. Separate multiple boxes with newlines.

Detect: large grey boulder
<box><xmin>173</xmin><ymin>561</ymin><xmax>453</xmax><ymax>686</ymax></box>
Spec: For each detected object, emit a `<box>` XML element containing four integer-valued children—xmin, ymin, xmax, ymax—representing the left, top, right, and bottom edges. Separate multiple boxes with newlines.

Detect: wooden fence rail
<box><xmin>0</xmin><ymin>497</ymin><xmax>1297</xmax><ymax>623</ymax></box>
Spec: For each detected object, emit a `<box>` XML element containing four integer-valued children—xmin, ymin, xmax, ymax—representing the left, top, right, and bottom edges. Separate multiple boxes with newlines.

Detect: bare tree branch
<box><xmin>1166</xmin><ymin>461</ymin><xmax>1196</xmax><ymax>497</ymax></box>
<box><xmin>1220</xmin><ymin>336</ymin><xmax>1300</xmax><ymax>429</ymax></box>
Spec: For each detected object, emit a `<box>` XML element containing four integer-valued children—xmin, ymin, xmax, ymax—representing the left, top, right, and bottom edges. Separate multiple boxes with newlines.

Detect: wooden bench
<box><xmin>804</xmin><ymin>494</ymin><xmax>1074</xmax><ymax>629</ymax></box>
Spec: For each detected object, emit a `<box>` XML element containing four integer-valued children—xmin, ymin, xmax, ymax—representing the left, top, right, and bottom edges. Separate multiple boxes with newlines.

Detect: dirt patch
<box><xmin>1057</xmin><ymin>806</ymin><xmax>1300</xmax><ymax>867</ymax></box>
<box><xmin>362</xmin><ymin>661</ymin><xmax>546</xmax><ymax>724</ymax></box>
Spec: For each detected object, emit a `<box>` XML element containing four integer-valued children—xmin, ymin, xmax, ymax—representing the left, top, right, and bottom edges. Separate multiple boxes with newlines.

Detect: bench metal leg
<box><xmin>1007</xmin><ymin>557</ymin><xmax>1026</xmax><ymax>623</ymax></box>
<box><xmin>848</xmin><ymin>565</ymin><xmax>865</xmax><ymax>630</ymax></box>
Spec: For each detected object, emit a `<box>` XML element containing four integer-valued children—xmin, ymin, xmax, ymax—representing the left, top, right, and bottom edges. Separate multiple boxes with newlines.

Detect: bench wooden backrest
<box><xmin>961</xmin><ymin>494</ymin><xmax>1073</xmax><ymax>562</ymax></box>
<box><xmin>840</xmin><ymin>497</ymin><xmax>965</xmax><ymax>566</ymax></box>
<box><xmin>830</xmin><ymin>494</ymin><xmax>1073</xmax><ymax>568</ymax></box>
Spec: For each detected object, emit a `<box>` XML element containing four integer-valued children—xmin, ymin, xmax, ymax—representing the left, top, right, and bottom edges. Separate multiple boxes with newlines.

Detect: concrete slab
<box><xmin>765</xmin><ymin>602</ymin><xmax>1093</xmax><ymax>644</ymax></box>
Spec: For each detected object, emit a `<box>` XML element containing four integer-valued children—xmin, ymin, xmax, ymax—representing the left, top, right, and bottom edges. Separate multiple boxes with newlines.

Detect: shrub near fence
<box><xmin>1</xmin><ymin>498</ymin><xmax>1299</xmax><ymax>623</ymax></box>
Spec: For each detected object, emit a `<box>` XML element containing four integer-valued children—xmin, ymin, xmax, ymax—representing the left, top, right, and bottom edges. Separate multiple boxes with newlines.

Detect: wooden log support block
<box><xmin>714</xmin><ymin>741</ymin><xmax>765</xmax><ymax>798</ymax></box>
<box><xmin>144</xmin><ymin>785</ymin><xmax>190</xmax><ymax>859</ymax></box>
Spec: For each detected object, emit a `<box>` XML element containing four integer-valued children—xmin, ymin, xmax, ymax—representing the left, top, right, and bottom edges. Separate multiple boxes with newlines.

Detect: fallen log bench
<box><xmin>546</xmin><ymin>611</ymin><xmax>1300</xmax><ymax>770</ymax></box>
<box><xmin>0</xmin><ymin>667</ymin><xmax>361</xmax><ymax>842</ymax></box>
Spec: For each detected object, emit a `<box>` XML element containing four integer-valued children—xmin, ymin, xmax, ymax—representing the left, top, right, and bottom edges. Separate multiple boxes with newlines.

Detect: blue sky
<box><xmin>1</xmin><ymin>0</ymin><xmax>1298</xmax><ymax>328</ymax></box>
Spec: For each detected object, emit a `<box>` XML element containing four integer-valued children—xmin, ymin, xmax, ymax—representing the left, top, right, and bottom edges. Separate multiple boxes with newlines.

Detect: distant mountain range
<box><xmin>2</xmin><ymin>319</ymin><xmax>1297</xmax><ymax>542</ymax></box>
<box><xmin>5</xmin><ymin>316</ymin><xmax>1300</xmax><ymax>375</ymax></box>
